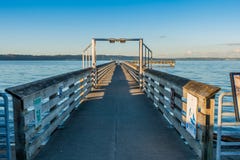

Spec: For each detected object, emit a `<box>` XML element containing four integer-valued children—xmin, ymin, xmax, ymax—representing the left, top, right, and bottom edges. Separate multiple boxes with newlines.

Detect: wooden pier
<box><xmin>6</xmin><ymin>38</ymin><xmax>238</xmax><ymax>160</ymax></box>
<box><xmin>32</xmin><ymin>64</ymin><xmax>197</xmax><ymax>160</ymax></box>
<box><xmin>6</xmin><ymin>61</ymin><xmax>221</xmax><ymax>160</ymax></box>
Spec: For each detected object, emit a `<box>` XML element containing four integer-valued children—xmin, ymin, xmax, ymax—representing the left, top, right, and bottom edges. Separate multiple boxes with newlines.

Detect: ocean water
<box><xmin>0</xmin><ymin>60</ymin><xmax>239</xmax><ymax>141</ymax></box>
<box><xmin>0</xmin><ymin>60</ymin><xmax>108</xmax><ymax>92</ymax></box>
<box><xmin>154</xmin><ymin>60</ymin><xmax>240</xmax><ymax>92</ymax></box>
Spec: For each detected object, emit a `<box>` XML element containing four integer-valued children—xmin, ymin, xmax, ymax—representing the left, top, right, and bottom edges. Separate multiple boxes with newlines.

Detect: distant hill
<box><xmin>0</xmin><ymin>54</ymin><xmax>239</xmax><ymax>61</ymax></box>
<box><xmin>175</xmin><ymin>57</ymin><xmax>240</xmax><ymax>61</ymax></box>
<box><xmin>0</xmin><ymin>54</ymin><xmax>139</xmax><ymax>61</ymax></box>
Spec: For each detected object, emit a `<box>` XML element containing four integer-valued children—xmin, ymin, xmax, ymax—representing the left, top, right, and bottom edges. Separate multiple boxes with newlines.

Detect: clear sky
<box><xmin>0</xmin><ymin>0</ymin><xmax>240</xmax><ymax>58</ymax></box>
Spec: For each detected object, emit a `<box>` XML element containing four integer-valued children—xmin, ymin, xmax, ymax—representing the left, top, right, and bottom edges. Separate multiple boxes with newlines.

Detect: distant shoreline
<box><xmin>0</xmin><ymin>54</ymin><xmax>240</xmax><ymax>61</ymax></box>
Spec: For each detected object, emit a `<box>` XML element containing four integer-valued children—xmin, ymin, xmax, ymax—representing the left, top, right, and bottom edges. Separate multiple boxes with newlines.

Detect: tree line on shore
<box><xmin>0</xmin><ymin>54</ymin><xmax>238</xmax><ymax>61</ymax></box>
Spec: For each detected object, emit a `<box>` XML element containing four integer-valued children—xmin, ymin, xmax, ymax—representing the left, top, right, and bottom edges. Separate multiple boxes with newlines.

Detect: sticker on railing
<box><xmin>34</xmin><ymin>97</ymin><xmax>42</xmax><ymax>128</ymax></box>
<box><xmin>186</xmin><ymin>93</ymin><xmax>197</xmax><ymax>139</ymax></box>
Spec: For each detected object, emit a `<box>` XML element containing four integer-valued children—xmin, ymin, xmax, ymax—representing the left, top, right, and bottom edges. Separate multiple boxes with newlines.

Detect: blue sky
<box><xmin>0</xmin><ymin>0</ymin><xmax>240</xmax><ymax>58</ymax></box>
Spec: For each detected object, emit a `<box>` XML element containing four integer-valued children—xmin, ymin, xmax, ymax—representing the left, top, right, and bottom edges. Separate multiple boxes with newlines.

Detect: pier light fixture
<box><xmin>119</xmin><ymin>38</ymin><xmax>126</xmax><ymax>43</ymax></box>
<box><xmin>109</xmin><ymin>38</ymin><xmax>116</xmax><ymax>43</ymax></box>
<box><xmin>108</xmin><ymin>38</ymin><xmax>126</xmax><ymax>43</ymax></box>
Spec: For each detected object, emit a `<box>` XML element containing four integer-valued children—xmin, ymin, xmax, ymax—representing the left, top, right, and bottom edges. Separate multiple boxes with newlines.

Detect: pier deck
<box><xmin>33</xmin><ymin>65</ymin><xmax>197</xmax><ymax>160</ymax></box>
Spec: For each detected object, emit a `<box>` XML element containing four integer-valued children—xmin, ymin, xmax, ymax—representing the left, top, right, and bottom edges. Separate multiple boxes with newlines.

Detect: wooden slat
<box><xmin>222</xmin><ymin>112</ymin><xmax>236</xmax><ymax>117</ymax></box>
<box><xmin>222</xmin><ymin>102</ymin><xmax>234</xmax><ymax>106</ymax></box>
<box><xmin>222</xmin><ymin>122</ymin><xmax>240</xmax><ymax>126</ymax></box>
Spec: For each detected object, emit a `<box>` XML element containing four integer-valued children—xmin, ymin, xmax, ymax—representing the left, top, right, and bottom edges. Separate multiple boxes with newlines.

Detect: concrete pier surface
<box><xmin>33</xmin><ymin>65</ymin><xmax>198</xmax><ymax>160</ymax></box>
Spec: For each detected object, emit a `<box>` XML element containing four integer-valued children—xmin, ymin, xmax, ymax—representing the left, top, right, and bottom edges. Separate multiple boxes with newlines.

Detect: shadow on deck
<box><xmin>33</xmin><ymin>64</ymin><xmax>198</xmax><ymax>160</ymax></box>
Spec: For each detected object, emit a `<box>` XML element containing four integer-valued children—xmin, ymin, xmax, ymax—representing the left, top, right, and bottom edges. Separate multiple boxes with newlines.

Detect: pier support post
<box><xmin>200</xmin><ymin>98</ymin><xmax>215</xmax><ymax>160</ymax></box>
<box><xmin>139</xmin><ymin>39</ymin><xmax>143</xmax><ymax>88</ymax></box>
<box><xmin>92</xmin><ymin>39</ymin><xmax>96</xmax><ymax>69</ymax></box>
<box><xmin>92</xmin><ymin>39</ymin><xmax>97</xmax><ymax>87</ymax></box>
<box><xmin>82</xmin><ymin>51</ymin><xmax>85</xmax><ymax>69</ymax></box>
<box><xmin>12</xmin><ymin>97</ymin><xmax>27</xmax><ymax>160</ymax></box>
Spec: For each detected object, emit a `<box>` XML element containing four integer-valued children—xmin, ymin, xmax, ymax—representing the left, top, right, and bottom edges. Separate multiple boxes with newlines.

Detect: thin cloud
<box><xmin>159</xmin><ymin>35</ymin><xmax>166</xmax><ymax>39</ymax></box>
<box><xmin>224</xmin><ymin>43</ymin><xmax>240</xmax><ymax>46</ymax></box>
<box><xmin>186</xmin><ymin>50</ymin><xmax>192</xmax><ymax>56</ymax></box>
<box><xmin>233</xmin><ymin>48</ymin><xmax>240</xmax><ymax>53</ymax></box>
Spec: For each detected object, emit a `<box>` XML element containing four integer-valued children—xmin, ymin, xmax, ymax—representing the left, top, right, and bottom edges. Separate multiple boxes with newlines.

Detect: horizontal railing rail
<box><xmin>5</xmin><ymin>61</ymin><xmax>116</xmax><ymax>160</ymax></box>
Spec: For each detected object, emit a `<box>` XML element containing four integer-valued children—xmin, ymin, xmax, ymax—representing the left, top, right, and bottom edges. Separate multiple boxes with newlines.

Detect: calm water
<box><xmin>154</xmin><ymin>60</ymin><xmax>240</xmax><ymax>92</ymax></box>
<box><xmin>0</xmin><ymin>60</ymin><xmax>107</xmax><ymax>92</ymax></box>
<box><xmin>0</xmin><ymin>60</ymin><xmax>239</xmax><ymax>141</ymax></box>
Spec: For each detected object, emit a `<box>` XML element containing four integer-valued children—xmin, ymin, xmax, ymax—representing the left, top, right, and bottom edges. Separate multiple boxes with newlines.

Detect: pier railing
<box><xmin>5</xmin><ymin>61</ymin><xmax>115</xmax><ymax>160</ymax></box>
<box><xmin>121</xmin><ymin>62</ymin><xmax>139</xmax><ymax>83</ymax></box>
<box><xmin>122</xmin><ymin>62</ymin><xmax>220</xmax><ymax>160</ymax></box>
<box><xmin>94</xmin><ymin>62</ymin><xmax>116</xmax><ymax>85</ymax></box>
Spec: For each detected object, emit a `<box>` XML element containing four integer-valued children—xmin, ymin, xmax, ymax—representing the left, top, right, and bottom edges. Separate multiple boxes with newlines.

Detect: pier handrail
<box><xmin>143</xmin><ymin>69</ymin><xmax>220</xmax><ymax>160</ymax></box>
<box><xmin>5</xmin><ymin>61</ymin><xmax>116</xmax><ymax>160</ymax></box>
<box><xmin>121</xmin><ymin>62</ymin><xmax>139</xmax><ymax>83</ymax></box>
<box><xmin>95</xmin><ymin>61</ymin><xmax>116</xmax><ymax>84</ymax></box>
<box><xmin>122</xmin><ymin>65</ymin><xmax>220</xmax><ymax>160</ymax></box>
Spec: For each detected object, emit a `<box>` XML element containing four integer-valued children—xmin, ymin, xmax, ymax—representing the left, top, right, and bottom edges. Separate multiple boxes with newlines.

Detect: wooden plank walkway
<box><xmin>33</xmin><ymin>64</ymin><xmax>198</xmax><ymax>160</ymax></box>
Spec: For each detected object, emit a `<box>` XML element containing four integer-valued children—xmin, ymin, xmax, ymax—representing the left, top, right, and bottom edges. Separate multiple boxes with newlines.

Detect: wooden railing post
<box><xmin>92</xmin><ymin>38</ymin><xmax>96</xmax><ymax>69</ymax></box>
<box><xmin>201</xmin><ymin>98</ymin><xmax>215</xmax><ymax>160</ymax></box>
<box><xmin>183</xmin><ymin>81</ymin><xmax>219</xmax><ymax>160</ymax></box>
<box><xmin>12</xmin><ymin>97</ymin><xmax>27</xmax><ymax>160</ymax></box>
<box><xmin>92</xmin><ymin>68</ymin><xmax>97</xmax><ymax>88</ymax></box>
